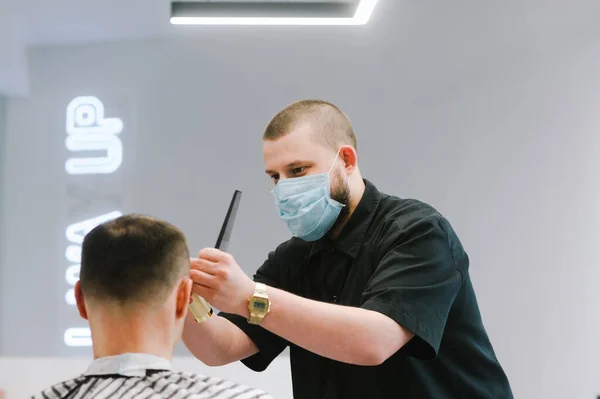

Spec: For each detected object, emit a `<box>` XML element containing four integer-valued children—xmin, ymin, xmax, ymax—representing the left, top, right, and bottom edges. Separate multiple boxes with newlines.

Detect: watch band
<box><xmin>255</xmin><ymin>282</ymin><xmax>268</xmax><ymax>296</ymax></box>
<box><xmin>248</xmin><ymin>314</ymin><xmax>264</xmax><ymax>325</ymax></box>
<box><xmin>248</xmin><ymin>282</ymin><xmax>269</xmax><ymax>325</ymax></box>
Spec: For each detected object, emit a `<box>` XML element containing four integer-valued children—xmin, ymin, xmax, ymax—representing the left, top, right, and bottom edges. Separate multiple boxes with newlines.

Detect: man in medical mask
<box><xmin>182</xmin><ymin>100</ymin><xmax>514</xmax><ymax>399</ymax></box>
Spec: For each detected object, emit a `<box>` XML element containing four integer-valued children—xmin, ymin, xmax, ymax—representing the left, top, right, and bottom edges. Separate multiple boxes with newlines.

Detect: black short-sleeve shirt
<box><xmin>220</xmin><ymin>179</ymin><xmax>513</xmax><ymax>399</ymax></box>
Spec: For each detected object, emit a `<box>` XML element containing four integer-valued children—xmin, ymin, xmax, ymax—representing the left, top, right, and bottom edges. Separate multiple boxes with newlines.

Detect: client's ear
<box><xmin>74</xmin><ymin>281</ymin><xmax>88</xmax><ymax>320</ymax></box>
<box><xmin>175</xmin><ymin>278</ymin><xmax>193</xmax><ymax>320</ymax></box>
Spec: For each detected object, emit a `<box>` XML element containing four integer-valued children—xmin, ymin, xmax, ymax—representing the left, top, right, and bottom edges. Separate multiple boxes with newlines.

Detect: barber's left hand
<box><xmin>190</xmin><ymin>248</ymin><xmax>255</xmax><ymax>317</ymax></box>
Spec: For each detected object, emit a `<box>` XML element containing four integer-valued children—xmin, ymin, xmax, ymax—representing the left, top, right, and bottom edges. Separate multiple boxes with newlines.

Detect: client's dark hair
<box><xmin>80</xmin><ymin>214</ymin><xmax>190</xmax><ymax>305</ymax></box>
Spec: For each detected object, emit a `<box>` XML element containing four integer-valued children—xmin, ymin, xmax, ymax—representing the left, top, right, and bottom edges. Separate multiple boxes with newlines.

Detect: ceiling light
<box><xmin>170</xmin><ymin>1</ymin><xmax>379</xmax><ymax>26</ymax></box>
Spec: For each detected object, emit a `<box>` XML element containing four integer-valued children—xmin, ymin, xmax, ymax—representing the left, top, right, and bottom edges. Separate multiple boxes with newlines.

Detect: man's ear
<box><xmin>340</xmin><ymin>145</ymin><xmax>358</xmax><ymax>173</ymax></box>
<box><xmin>74</xmin><ymin>281</ymin><xmax>88</xmax><ymax>320</ymax></box>
<box><xmin>175</xmin><ymin>278</ymin><xmax>193</xmax><ymax>320</ymax></box>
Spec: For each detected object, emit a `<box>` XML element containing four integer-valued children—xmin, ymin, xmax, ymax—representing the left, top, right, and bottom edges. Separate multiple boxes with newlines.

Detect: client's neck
<box><xmin>88</xmin><ymin>306</ymin><xmax>175</xmax><ymax>361</ymax></box>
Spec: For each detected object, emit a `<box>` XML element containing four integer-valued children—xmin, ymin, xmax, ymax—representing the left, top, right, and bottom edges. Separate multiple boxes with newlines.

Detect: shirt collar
<box><xmin>310</xmin><ymin>179</ymin><xmax>381</xmax><ymax>259</ymax></box>
<box><xmin>84</xmin><ymin>353</ymin><xmax>172</xmax><ymax>377</ymax></box>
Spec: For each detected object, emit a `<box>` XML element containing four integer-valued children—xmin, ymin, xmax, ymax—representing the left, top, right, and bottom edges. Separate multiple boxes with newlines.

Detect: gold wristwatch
<box><xmin>248</xmin><ymin>282</ymin><xmax>270</xmax><ymax>325</ymax></box>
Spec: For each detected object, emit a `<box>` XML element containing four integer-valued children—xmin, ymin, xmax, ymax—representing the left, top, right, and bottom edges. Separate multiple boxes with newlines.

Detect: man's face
<box><xmin>263</xmin><ymin>125</ymin><xmax>351</xmax><ymax>215</ymax></box>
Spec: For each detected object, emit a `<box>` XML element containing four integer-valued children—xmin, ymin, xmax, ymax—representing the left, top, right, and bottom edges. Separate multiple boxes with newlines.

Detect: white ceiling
<box><xmin>8</xmin><ymin>0</ymin><xmax>199</xmax><ymax>46</ymax></box>
<box><xmin>0</xmin><ymin>0</ymin><xmax>357</xmax><ymax>96</ymax></box>
<box><xmin>1</xmin><ymin>0</ymin><xmax>600</xmax><ymax>97</ymax></box>
<box><xmin>7</xmin><ymin>0</ymin><xmax>356</xmax><ymax>45</ymax></box>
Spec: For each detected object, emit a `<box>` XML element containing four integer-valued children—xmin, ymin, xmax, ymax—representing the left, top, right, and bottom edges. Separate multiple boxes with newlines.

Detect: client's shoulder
<box><xmin>31</xmin><ymin>371</ymin><xmax>273</xmax><ymax>398</ymax></box>
<box><xmin>152</xmin><ymin>370</ymin><xmax>274</xmax><ymax>398</ymax></box>
<box><xmin>30</xmin><ymin>376</ymin><xmax>87</xmax><ymax>399</ymax></box>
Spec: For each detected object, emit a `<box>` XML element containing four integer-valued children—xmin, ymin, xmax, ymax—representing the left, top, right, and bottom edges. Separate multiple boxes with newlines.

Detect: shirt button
<box><xmin>326</xmin><ymin>247</ymin><xmax>334</xmax><ymax>253</ymax></box>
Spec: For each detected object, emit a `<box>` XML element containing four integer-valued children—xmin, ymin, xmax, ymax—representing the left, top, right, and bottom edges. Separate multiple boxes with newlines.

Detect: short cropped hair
<box><xmin>263</xmin><ymin>99</ymin><xmax>357</xmax><ymax>151</ymax></box>
<box><xmin>80</xmin><ymin>214</ymin><xmax>189</xmax><ymax>306</ymax></box>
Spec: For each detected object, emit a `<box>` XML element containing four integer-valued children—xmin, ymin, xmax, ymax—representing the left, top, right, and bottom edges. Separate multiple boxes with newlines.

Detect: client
<box><xmin>33</xmin><ymin>214</ymin><xmax>272</xmax><ymax>399</ymax></box>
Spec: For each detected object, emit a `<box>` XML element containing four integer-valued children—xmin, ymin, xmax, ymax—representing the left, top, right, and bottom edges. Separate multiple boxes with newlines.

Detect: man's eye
<box><xmin>270</xmin><ymin>174</ymin><xmax>279</xmax><ymax>182</ymax></box>
<box><xmin>292</xmin><ymin>167</ymin><xmax>305</xmax><ymax>175</ymax></box>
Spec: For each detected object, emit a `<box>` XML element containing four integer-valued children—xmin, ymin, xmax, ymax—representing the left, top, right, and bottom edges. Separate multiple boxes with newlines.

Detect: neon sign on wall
<box><xmin>65</xmin><ymin>96</ymin><xmax>123</xmax><ymax>175</ymax></box>
<box><xmin>63</xmin><ymin>96</ymin><xmax>123</xmax><ymax>347</ymax></box>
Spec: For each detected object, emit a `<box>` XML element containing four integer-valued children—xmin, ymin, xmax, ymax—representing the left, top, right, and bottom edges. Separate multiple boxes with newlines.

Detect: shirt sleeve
<box><xmin>218</xmin><ymin>247</ymin><xmax>290</xmax><ymax>372</ymax></box>
<box><xmin>360</xmin><ymin>215</ymin><xmax>466</xmax><ymax>360</ymax></box>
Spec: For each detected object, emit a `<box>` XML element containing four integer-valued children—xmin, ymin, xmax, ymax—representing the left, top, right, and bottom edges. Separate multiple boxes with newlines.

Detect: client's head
<box><xmin>74</xmin><ymin>214</ymin><xmax>192</xmax><ymax>359</ymax></box>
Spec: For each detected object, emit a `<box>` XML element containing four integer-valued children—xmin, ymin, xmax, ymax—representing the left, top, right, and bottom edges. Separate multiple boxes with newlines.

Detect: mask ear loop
<box><xmin>327</xmin><ymin>148</ymin><xmax>351</xmax><ymax>208</ymax></box>
<box><xmin>328</xmin><ymin>148</ymin><xmax>343</xmax><ymax>175</ymax></box>
<box><xmin>329</xmin><ymin>147</ymin><xmax>352</xmax><ymax>186</ymax></box>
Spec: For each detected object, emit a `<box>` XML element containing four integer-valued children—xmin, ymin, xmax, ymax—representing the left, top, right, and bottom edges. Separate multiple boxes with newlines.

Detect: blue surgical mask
<box><xmin>271</xmin><ymin>150</ymin><xmax>347</xmax><ymax>241</ymax></box>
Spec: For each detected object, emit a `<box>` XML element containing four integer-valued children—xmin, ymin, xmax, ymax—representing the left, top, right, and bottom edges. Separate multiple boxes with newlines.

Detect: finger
<box><xmin>190</xmin><ymin>269</ymin><xmax>217</xmax><ymax>288</ymax></box>
<box><xmin>198</xmin><ymin>247</ymin><xmax>229</xmax><ymax>262</ymax></box>
<box><xmin>191</xmin><ymin>284</ymin><xmax>214</xmax><ymax>299</ymax></box>
<box><xmin>190</xmin><ymin>257</ymin><xmax>217</xmax><ymax>273</ymax></box>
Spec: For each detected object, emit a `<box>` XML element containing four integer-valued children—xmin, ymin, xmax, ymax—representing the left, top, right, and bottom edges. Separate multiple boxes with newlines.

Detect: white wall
<box><xmin>0</xmin><ymin>6</ymin><xmax>29</xmax><ymax>97</ymax></box>
<box><xmin>0</xmin><ymin>95</ymin><xmax>5</xmax><ymax>357</ymax></box>
<box><xmin>0</xmin><ymin>355</ymin><xmax>293</xmax><ymax>398</ymax></box>
<box><xmin>1</xmin><ymin>1</ymin><xmax>600</xmax><ymax>398</ymax></box>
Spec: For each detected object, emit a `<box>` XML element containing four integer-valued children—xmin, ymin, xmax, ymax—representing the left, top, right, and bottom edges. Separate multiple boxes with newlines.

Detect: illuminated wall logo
<box><xmin>64</xmin><ymin>96</ymin><xmax>123</xmax><ymax>347</ymax></box>
<box><xmin>65</xmin><ymin>96</ymin><xmax>123</xmax><ymax>175</ymax></box>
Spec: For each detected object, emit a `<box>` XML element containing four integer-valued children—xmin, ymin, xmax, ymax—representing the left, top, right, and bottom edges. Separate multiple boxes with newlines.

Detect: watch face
<box><xmin>251</xmin><ymin>298</ymin><xmax>269</xmax><ymax>312</ymax></box>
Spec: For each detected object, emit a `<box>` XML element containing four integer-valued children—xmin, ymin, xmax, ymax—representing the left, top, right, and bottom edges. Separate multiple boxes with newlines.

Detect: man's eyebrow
<box><xmin>265</xmin><ymin>161</ymin><xmax>308</xmax><ymax>175</ymax></box>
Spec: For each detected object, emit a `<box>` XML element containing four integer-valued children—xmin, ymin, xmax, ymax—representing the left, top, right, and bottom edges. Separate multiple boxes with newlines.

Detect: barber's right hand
<box><xmin>190</xmin><ymin>257</ymin><xmax>208</xmax><ymax>302</ymax></box>
<box><xmin>189</xmin><ymin>249</ymin><xmax>255</xmax><ymax>316</ymax></box>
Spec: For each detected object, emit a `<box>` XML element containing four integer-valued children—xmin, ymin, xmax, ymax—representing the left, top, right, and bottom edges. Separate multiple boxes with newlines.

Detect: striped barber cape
<box><xmin>31</xmin><ymin>353</ymin><xmax>273</xmax><ymax>399</ymax></box>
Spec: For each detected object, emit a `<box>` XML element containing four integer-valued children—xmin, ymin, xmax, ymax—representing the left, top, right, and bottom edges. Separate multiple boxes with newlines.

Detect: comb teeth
<box><xmin>215</xmin><ymin>190</ymin><xmax>242</xmax><ymax>251</ymax></box>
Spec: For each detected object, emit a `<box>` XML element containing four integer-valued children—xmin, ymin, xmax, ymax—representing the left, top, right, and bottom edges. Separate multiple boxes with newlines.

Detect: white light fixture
<box><xmin>170</xmin><ymin>0</ymin><xmax>378</xmax><ymax>26</ymax></box>
<box><xmin>64</xmin><ymin>328</ymin><xmax>92</xmax><ymax>347</ymax></box>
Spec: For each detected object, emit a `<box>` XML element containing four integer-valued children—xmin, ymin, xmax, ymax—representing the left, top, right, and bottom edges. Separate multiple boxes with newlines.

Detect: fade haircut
<box><xmin>80</xmin><ymin>214</ymin><xmax>189</xmax><ymax>306</ymax></box>
<box><xmin>263</xmin><ymin>99</ymin><xmax>357</xmax><ymax>151</ymax></box>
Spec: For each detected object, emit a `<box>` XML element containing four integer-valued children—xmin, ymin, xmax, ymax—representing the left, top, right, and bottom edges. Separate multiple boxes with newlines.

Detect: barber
<box><xmin>183</xmin><ymin>100</ymin><xmax>514</xmax><ymax>398</ymax></box>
